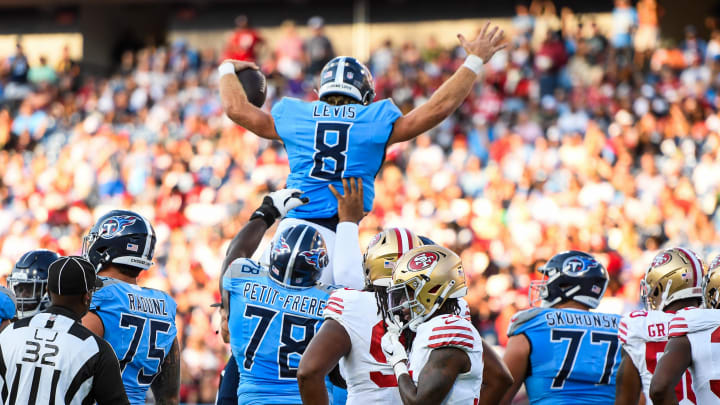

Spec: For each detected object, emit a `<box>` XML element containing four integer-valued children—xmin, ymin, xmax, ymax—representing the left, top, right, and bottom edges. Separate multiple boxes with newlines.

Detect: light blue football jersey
<box><xmin>507</xmin><ymin>307</ymin><xmax>621</xmax><ymax>404</ymax></box>
<box><xmin>223</xmin><ymin>258</ymin><xmax>336</xmax><ymax>405</ymax></box>
<box><xmin>90</xmin><ymin>277</ymin><xmax>178</xmax><ymax>405</ymax></box>
<box><xmin>271</xmin><ymin>97</ymin><xmax>402</xmax><ymax>219</ymax></box>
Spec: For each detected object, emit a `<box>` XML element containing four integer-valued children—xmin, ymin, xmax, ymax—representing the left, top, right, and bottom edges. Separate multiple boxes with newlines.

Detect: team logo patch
<box><xmin>299</xmin><ymin>248</ymin><xmax>328</xmax><ymax>269</ymax></box>
<box><xmin>562</xmin><ymin>256</ymin><xmax>599</xmax><ymax>274</ymax></box>
<box><xmin>346</xmin><ymin>72</ymin><xmax>354</xmax><ymax>80</ymax></box>
<box><xmin>408</xmin><ymin>252</ymin><xmax>439</xmax><ymax>271</ymax></box>
<box><xmin>652</xmin><ymin>252</ymin><xmax>672</xmax><ymax>268</ymax></box>
<box><xmin>99</xmin><ymin>215</ymin><xmax>138</xmax><ymax>239</ymax></box>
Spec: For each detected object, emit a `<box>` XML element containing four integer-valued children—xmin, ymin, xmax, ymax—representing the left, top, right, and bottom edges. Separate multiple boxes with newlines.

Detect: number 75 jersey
<box><xmin>271</xmin><ymin>97</ymin><xmax>402</xmax><ymax>219</ymax></box>
<box><xmin>89</xmin><ymin>278</ymin><xmax>177</xmax><ymax>405</ymax></box>
<box><xmin>507</xmin><ymin>307</ymin><xmax>622</xmax><ymax>405</ymax></box>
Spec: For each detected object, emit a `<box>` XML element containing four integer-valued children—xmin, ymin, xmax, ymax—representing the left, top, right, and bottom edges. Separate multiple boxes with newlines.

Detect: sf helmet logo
<box><xmin>99</xmin><ymin>216</ymin><xmax>138</xmax><ymax>239</ymax></box>
<box><xmin>300</xmin><ymin>248</ymin><xmax>328</xmax><ymax>269</ymax></box>
<box><xmin>408</xmin><ymin>252</ymin><xmax>439</xmax><ymax>271</ymax></box>
<box><xmin>652</xmin><ymin>252</ymin><xmax>672</xmax><ymax>268</ymax></box>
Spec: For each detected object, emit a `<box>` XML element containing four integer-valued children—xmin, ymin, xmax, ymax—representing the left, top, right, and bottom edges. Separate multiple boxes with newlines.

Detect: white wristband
<box><xmin>218</xmin><ymin>62</ymin><xmax>236</xmax><ymax>77</ymax></box>
<box><xmin>462</xmin><ymin>55</ymin><xmax>484</xmax><ymax>75</ymax></box>
<box><xmin>393</xmin><ymin>361</ymin><xmax>409</xmax><ymax>378</ymax></box>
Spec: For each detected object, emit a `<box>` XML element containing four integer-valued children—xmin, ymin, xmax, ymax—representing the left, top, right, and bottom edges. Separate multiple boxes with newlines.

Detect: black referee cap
<box><xmin>48</xmin><ymin>256</ymin><xmax>103</xmax><ymax>295</ymax></box>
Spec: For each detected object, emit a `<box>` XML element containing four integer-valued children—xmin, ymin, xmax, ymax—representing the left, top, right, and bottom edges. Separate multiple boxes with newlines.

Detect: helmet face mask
<box><xmin>8</xmin><ymin>249</ymin><xmax>58</xmax><ymax>319</ymax></box>
<box><xmin>389</xmin><ymin>246</ymin><xmax>466</xmax><ymax>331</ymax></box>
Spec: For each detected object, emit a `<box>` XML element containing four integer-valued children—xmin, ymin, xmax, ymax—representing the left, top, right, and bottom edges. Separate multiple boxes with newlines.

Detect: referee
<box><xmin>0</xmin><ymin>256</ymin><xmax>129</xmax><ymax>404</ymax></box>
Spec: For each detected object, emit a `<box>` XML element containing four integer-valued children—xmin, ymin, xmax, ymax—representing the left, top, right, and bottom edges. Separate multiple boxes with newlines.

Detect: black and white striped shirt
<box><xmin>0</xmin><ymin>305</ymin><xmax>129</xmax><ymax>405</ymax></box>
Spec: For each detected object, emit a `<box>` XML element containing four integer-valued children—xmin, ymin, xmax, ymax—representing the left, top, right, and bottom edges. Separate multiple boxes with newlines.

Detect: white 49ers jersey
<box><xmin>619</xmin><ymin>310</ymin><xmax>697</xmax><ymax>404</ymax></box>
<box><xmin>408</xmin><ymin>314</ymin><xmax>484</xmax><ymax>405</ymax></box>
<box><xmin>323</xmin><ymin>288</ymin><xmax>402</xmax><ymax>404</ymax></box>
<box><xmin>668</xmin><ymin>308</ymin><xmax>720</xmax><ymax>404</ymax></box>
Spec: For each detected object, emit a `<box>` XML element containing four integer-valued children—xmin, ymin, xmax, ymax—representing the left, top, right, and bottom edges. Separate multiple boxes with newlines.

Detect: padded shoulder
<box><xmin>225</xmin><ymin>258</ymin><xmax>268</xmax><ymax>280</ymax></box>
<box><xmin>507</xmin><ymin>307</ymin><xmax>546</xmax><ymax>336</ymax></box>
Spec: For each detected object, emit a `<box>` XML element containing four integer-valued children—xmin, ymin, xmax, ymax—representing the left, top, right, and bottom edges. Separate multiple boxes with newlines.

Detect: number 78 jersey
<box><xmin>507</xmin><ymin>307</ymin><xmax>622</xmax><ymax>404</ymax></box>
<box><xmin>271</xmin><ymin>97</ymin><xmax>402</xmax><ymax>219</ymax></box>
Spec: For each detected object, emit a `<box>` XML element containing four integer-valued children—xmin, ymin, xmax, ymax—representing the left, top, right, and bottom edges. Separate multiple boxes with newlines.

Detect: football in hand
<box><xmin>237</xmin><ymin>68</ymin><xmax>267</xmax><ymax>107</ymax></box>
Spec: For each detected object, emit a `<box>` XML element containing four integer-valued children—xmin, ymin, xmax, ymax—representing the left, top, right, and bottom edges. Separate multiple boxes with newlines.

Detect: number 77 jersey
<box><xmin>507</xmin><ymin>307</ymin><xmax>622</xmax><ymax>404</ymax></box>
<box><xmin>271</xmin><ymin>97</ymin><xmax>402</xmax><ymax>219</ymax></box>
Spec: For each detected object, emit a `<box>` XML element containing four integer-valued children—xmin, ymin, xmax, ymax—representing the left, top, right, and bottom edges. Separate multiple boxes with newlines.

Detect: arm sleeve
<box><xmin>93</xmin><ymin>339</ymin><xmax>130</xmax><ymax>405</ymax></box>
<box><xmin>332</xmin><ymin>222</ymin><xmax>365</xmax><ymax>289</ymax></box>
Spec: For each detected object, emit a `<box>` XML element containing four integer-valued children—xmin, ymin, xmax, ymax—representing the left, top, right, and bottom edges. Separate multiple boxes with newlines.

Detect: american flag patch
<box><xmin>592</xmin><ymin>285</ymin><xmax>601</xmax><ymax>294</ymax></box>
<box><xmin>126</xmin><ymin>243</ymin><xmax>139</xmax><ymax>252</ymax></box>
<box><xmin>323</xmin><ymin>70</ymin><xmax>333</xmax><ymax>79</ymax></box>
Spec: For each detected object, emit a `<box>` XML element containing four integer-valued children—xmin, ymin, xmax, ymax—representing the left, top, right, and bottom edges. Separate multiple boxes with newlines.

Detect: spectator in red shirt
<box><xmin>223</xmin><ymin>15</ymin><xmax>263</xmax><ymax>62</ymax></box>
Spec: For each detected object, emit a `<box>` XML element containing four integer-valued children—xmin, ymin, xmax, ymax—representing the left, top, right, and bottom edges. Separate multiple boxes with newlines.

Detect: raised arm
<box><xmin>219</xmin><ymin>189</ymin><xmax>309</xmax><ymax>303</ymax></box>
<box><xmin>479</xmin><ymin>340</ymin><xmax>513</xmax><ymax>405</ymax></box>
<box><xmin>218</xmin><ymin>60</ymin><xmax>280</xmax><ymax>140</ymax></box>
<box><xmin>649</xmin><ymin>336</ymin><xmax>692</xmax><ymax>405</ymax></box>
<box><xmin>150</xmin><ymin>338</ymin><xmax>181</xmax><ymax>405</ymax></box>
<box><xmin>388</xmin><ymin>22</ymin><xmax>505</xmax><ymax>145</ymax></box>
<box><xmin>328</xmin><ymin>178</ymin><xmax>366</xmax><ymax>289</ymax></box>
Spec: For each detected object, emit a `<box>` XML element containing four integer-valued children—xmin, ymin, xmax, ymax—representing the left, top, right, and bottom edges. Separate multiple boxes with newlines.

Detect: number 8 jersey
<box><xmin>507</xmin><ymin>307</ymin><xmax>622</xmax><ymax>404</ymax></box>
<box><xmin>271</xmin><ymin>97</ymin><xmax>402</xmax><ymax>219</ymax></box>
<box><xmin>89</xmin><ymin>277</ymin><xmax>177</xmax><ymax>405</ymax></box>
<box><xmin>619</xmin><ymin>309</ymin><xmax>696</xmax><ymax>404</ymax></box>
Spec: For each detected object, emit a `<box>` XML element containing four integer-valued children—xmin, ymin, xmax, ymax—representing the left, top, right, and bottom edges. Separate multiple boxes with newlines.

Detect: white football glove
<box><xmin>381</xmin><ymin>323</ymin><xmax>407</xmax><ymax>367</ymax></box>
<box><xmin>250</xmin><ymin>188</ymin><xmax>309</xmax><ymax>226</ymax></box>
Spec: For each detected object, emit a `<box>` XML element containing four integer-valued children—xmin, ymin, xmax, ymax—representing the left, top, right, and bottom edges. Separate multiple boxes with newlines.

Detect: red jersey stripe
<box><xmin>329</xmin><ymin>296</ymin><xmax>344</xmax><ymax>303</ymax></box>
<box><xmin>428</xmin><ymin>340</ymin><xmax>474</xmax><ymax>349</ymax></box>
<box><xmin>429</xmin><ymin>333</ymin><xmax>474</xmax><ymax>341</ymax></box>
<box><xmin>432</xmin><ymin>325</ymin><xmax>472</xmax><ymax>332</ymax></box>
<box><xmin>669</xmin><ymin>324</ymin><xmax>688</xmax><ymax>329</ymax></box>
<box><xmin>325</xmin><ymin>306</ymin><xmax>342</xmax><ymax>315</ymax></box>
<box><xmin>325</xmin><ymin>302</ymin><xmax>344</xmax><ymax>313</ymax></box>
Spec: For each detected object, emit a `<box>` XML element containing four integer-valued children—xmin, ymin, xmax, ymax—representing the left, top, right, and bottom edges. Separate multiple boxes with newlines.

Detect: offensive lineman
<box><xmin>615</xmin><ymin>247</ymin><xmax>702</xmax><ymax>405</ymax></box>
<box><xmin>650</xmin><ymin>255</ymin><xmax>720</xmax><ymax>404</ymax></box>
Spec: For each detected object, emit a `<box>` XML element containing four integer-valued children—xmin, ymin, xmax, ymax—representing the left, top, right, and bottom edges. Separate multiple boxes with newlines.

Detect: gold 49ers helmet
<box><xmin>641</xmin><ymin>247</ymin><xmax>705</xmax><ymax>311</ymax></box>
<box><xmin>388</xmin><ymin>245</ymin><xmax>467</xmax><ymax>331</ymax></box>
<box><xmin>703</xmin><ymin>255</ymin><xmax>720</xmax><ymax>309</ymax></box>
<box><xmin>363</xmin><ymin>228</ymin><xmax>422</xmax><ymax>287</ymax></box>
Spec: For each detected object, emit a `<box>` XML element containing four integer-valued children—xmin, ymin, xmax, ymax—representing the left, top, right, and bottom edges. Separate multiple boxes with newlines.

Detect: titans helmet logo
<box><xmin>99</xmin><ymin>215</ymin><xmax>138</xmax><ymax>239</ymax></box>
<box><xmin>299</xmin><ymin>248</ymin><xmax>329</xmax><ymax>269</ymax></box>
<box><xmin>562</xmin><ymin>256</ymin><xmax>600</xmax><ymax>274</ymax></box>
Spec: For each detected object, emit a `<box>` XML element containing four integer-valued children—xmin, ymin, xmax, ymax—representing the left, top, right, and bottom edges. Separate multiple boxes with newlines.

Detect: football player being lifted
<box><xmin>501</xmin><ymin>251</ymin><xmax>621</xmax><ymax>405</ymax></box>
<box><xmin>218</xmin><ymin>23</ymin><xmax>505</xmax><ymax>283</ymax></box>
<box><xmin>615</xmin><ymin>247</ymin><xmax>703</xmax><ymax>405</ymax></box>
<box><xmin>7</xmin><ymin>249</ymin><xmax>59</xmax><ymax>319</ymax></box>
<box><xmin>650</xmin><ymin>254</ymin><xmax>720</xmax><ymax>404</ymax></box>
<box><xmin>380</xmin><ymin>245</ymin><xmax>491</xmax><ymax>404</ymax></box>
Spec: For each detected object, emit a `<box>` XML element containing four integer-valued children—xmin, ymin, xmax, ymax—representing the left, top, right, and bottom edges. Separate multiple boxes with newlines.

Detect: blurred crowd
<box><xmin>3</xmin><ymin>0</ymin><xmax>720</xmax><ymax>402</ymax></box>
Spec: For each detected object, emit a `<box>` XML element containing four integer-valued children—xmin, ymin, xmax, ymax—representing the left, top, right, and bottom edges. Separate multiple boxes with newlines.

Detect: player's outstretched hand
<box><xmin>457</xmin><ymin>21</ymin><xmax>506</xmax><ymax>63</ymax></box>
<box><xmin>252</xmin><ymin>188</ymin><xmax>309</xmax><ymax>226</ymax></box>
<box><xmin>381</xmin><ymin>323</ymin><xmax>408</xmax><ymax>367</ymax></box>
<box><xmin>329</xmin><ymin>178</ymin><xmax>365</xmax><ymax>224</ymax></box>
<box><xmin>221</xmin><ymin>59</ymin><xmax>260</xmax><ymax>72</ymax></box>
